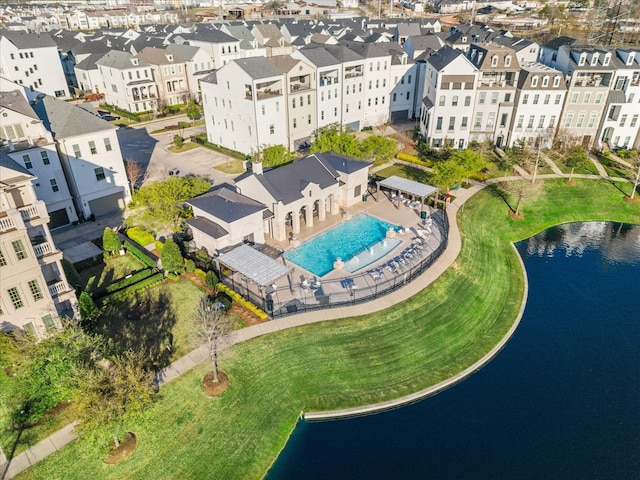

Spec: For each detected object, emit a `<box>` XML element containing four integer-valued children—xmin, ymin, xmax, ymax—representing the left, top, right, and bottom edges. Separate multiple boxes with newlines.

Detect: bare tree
<box><xmin>196</xmin><ymin>296</ymin><xmax>233</xmax><ymax>383</ymax></box>
<box><xmin>124</xmin><ymin>159</ymin><xmax>144</xmax><ymax>191</ymax></box>
<box><xmin>624</xmin><ymin>151</ymin><xmax>640</xmax><ymax>200</ymax></box>
<box><xmin>502</xmin><ymin>179</ymin><xmax>543</xmax><ymax>218</ymax></box>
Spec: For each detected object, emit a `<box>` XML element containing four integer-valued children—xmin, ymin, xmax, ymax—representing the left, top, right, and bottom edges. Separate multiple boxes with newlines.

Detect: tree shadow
<box><xmin>116</xmin><ymin>127</ymin><xmax>158</xmax><ymax>183</ymax></box>
<box><xmin>0</xmin><ymin>427</ymin><xmax>23</xmax><ymax>480</ymax></box>
<box><xmin>486</xmin><ymin>182</ymin><xmax>515</xmax><ymax>212</ymax></box>
<box><xmin>90</xmin><ymin>291</ymin><xmax>177</xmax><ymax>371</ymax></box>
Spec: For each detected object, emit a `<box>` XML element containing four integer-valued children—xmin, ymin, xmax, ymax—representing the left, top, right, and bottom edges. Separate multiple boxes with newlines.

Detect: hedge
<box><xmin>216</xmin><ymin>283</ymin><xmax>269</xmax><ymax>320</ymax></box>
<box><xmin>99</xmin><ymin>272</ymin><xmax>165</xmax><ymax>306</ymax></box>
<box><xmin>194</xmin><ymin>268</ymin><xmax>207</xmax><ymax>281</ymax></box>
<box><xmin>124</xmin><ymin>240</ymin><xmax>157</xmax><ymax>268</ymax></box>
<box><xmin>155</xmin><ymin>240</ymin><xmax>164</xmax><ymax>252</ymax></box>
<box><xmin>126</xmin><ymin>227</ymin><xmax>155</xmax><ymax>246</ymax></box>
<box><xmin>92</xmin><ymin>268</ymin><xmax>156</xmax><ymax>299</ymax></box>
<box><xmin>396</xmin><ymin>152</ymin><xmax>433</xmax><ymax>167</ymax></box>
<box><xmin>192</xmin><ymin>134</ymin><xmax>246</xmax><ymax>160</ymax></box>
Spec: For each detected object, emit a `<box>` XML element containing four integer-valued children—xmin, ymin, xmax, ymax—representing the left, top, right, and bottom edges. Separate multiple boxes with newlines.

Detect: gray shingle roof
<box><xmin>186</xmin><ymin>217</ymin><xmax>229</xmax><ymax>239</ymax></box>
<box><xmin>296</xmin><ymin>46</ymin><xmax>340</xmax><ymax>67</ymax></box>
<box><xmin>314</xmin><ymin>152</ymin><xmax>370</xmax><ymax>175</ymax></box>
<box><xmin>0</xmin><ymin>90</ymin><xmax>38</xmax><ymax>120</ymax></box>
<box><xmin>0</xmin><ymin>150</ymin><xmax>33</xmax><ymax>181</ymax></box>
<box><xmin>96</xmin><ymin>50</ymin><xmax>150</xmax><ymax>70</ymax></box>
<box><xmin>32</xmin><ymin>95</ymin><xmax>115</xmax><ymax>139</ymax></box>
<box><xmin>165</xmin><ymin>43</ymin><xmax>200</xmax><ymax>61</ymax></box>
<box><xmin>74</xmin><ymin>52</ymin><xmax>105</xmax><ymax>71</ymax></box>
<box><xmin>427</xmin><ymin>45</ymin><xmax>463</xmax><ymax>71</ymax></box>
<box><xmin>0</xmin><ymin>29</ymin><xmax>57</xmax><ymax>49</ymax></box>
<box><xmin>234</xmin><ymin>57</ymin><xmax>283</xmax><ymax>79</ymax></box>
<box><xmin>187</xmin><ymin>186</ymin><xmax>267</xmax><ymax>223</ymax></box>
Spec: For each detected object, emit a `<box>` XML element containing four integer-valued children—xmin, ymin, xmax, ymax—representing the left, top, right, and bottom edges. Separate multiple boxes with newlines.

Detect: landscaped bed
<box><xmin>15</xmin><ymin>179</ymin><xmax>639</xmax><ymax>480</ymax></box>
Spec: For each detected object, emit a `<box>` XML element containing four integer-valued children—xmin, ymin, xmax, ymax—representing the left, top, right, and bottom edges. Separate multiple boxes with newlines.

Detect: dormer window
<box><xmin>604</xmin><ymin>52</ymin><xmax>612</xmax><ymax>66</ymax></box>
<box><xmin>491</xmin><ymin>55</ymin><xmax>498</xmax><ymax>67</ymax></box>
<box><xmin>579</xmin><ymin>53</ymin><xmax>586</xmax><ymax>66</ymax></box>
<box><xmin>531</xmin><ymin>75</ymin><xmax>538</xmax><ymax>87</ymax></box>
<box><xmin>591</xmin><ymin>53</ymin><xmax>599</xmax><ymax>66</ymax></box>
<box><xmin>504</xmin><ymin>55</ymin><xmax>512</xmax><ymax>67</ymax></box>
<box><xmin>542</xmin><ymin>76</ymin><xmax>549</xmax><ymax>87</ymax></box>
<box><xmin>168</xmin><ymin>54</ymin><xmax>173</xmax><ymax>61</ymax></box>
<box><xmin>132</xmin><ymin>58</ymin><xmax>139</xmax><ymax>66</ymax></box>
<box><xmin>627</xmin><ymin>53</ymin><xmax>635</xmax><ymax>65</ymax></box>
<box><xmin>553</xmin><ymin>76</ymin><xmax>560</xmax><ymax>87</ymax></box>
<box><xmin>462</xmin><ymin>36</ymin><xmax>467</xmax><ymax>42</ymax></box>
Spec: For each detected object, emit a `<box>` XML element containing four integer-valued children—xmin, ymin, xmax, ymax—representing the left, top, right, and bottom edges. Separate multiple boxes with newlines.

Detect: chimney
<box><xmin>252</xmin><ymin>160</ymin><xmax>263</xmax><ymax>175</ymax></box>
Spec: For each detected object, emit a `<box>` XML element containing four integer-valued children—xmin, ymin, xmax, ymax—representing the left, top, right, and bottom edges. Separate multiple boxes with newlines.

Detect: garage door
<box><xmin>88</xmin><ymin>193</ymin><xmax>124</xmax><ymax>217</ymax></box>
<box><xmin>391</xmin><ymin>110</ymin><xmax>409</xmax><ymax>121</ymax></box>
<box><xmin>48</xmin><ymin>208</ymin><xmax>70</xmax><ymax>229</ymax></box>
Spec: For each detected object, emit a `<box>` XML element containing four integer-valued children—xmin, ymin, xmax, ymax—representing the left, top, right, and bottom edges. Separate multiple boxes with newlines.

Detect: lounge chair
<box><xmin>368</xmin><ymin>270</ymin><xmax>381</xmax><ymax>281</ymax></box>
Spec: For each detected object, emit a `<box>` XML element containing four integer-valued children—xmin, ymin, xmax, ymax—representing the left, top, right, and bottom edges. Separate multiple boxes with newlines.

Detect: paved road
<box><xmin>116</xmin><ymin>116</ymin><xmax>240</xmax><ymax>187</ymax></box>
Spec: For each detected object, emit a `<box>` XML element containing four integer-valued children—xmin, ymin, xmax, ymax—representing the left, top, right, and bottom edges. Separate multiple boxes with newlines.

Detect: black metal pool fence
<box><xmin>222</xmin><ymin>209</ymin><xmax>449</xmax><ymax>319</ymax></box>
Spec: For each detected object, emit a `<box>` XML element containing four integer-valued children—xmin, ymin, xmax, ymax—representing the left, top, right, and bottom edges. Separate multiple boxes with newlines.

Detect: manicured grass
<box><xmin>213</xmin><ymin>158</ymin><xmax>245</xmax><ymax>174</ymax></box>
<box><xmin>81</xmin><ymin>255</ymin><xmax>146</xmax><ymax>295</ymax></box>
<box><xmin>17</xmin><ymin>179</ymin><xmax>639</xmax><ymax>480</ymax></box>
<box><xmin>376</xmin><ymin>164</ymin><xmax>433</xmax><ymax>184</ymax></box>
<box><xmin>167</xmin><ymin>142</ymin><xmax>200</xmax><ymax>154</ymax></box>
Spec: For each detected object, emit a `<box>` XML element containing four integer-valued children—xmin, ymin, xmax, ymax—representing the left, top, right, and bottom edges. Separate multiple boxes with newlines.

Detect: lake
<box><xmin>266</xmin><ymin>222</ymin><xmax>640</xmax><ymax>480</ymax></box>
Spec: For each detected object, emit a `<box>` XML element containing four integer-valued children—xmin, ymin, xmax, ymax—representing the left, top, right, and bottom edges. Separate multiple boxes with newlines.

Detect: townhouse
<box><xmin>165</xmin><ymin>43</ymin><xmax>214</xmax><ymax>101</ymax></box>
<box><xmin>176</xmin><ymin>28</ymin><xmax>242</xmax><ymax>69</ymax></box>
<box><xmin>96</xmin><ymin>50</ymin><xmax>159</xmax><ymax>113</ymax></box>
<box><xmin>0</xmin><ymin>151</ymin><xmax>77</xmax><ymax>336</ymax></box>
<box><xmin>137</xmin><ymin>46</ymin><xmax>190</xmax><ymax>107</ymax></box>
<box><xmin>509</xmin><ymin>62</ymin><xmax>566</xmax><ymax>148</ymax></box>
<box><xmin>0</xmin><ymin>29</ymin><xmax>69</xmax><ymax>100</ymax></box>
<box><xmin>0</xmin><ymin>90</ymin><xmax>78</xmax><ymax>228</ymax></box>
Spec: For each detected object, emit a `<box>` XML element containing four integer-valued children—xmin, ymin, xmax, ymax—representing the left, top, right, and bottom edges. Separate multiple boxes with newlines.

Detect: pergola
<box><xmin>375</xmin><ymin>175</ymin><xmax>439</xmax><ymax>213</ymax></box>
<box><xmin>216</xmin><ymin>244</ymin><xmax>291</xmax><ymax>288</ymax></box>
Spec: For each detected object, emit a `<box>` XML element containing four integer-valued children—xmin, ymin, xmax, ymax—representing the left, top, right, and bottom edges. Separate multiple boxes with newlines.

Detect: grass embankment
<box><xmin>17</xmin><ymin>179</ymin><xmax>639</xmax><ymax>480</ymax></box>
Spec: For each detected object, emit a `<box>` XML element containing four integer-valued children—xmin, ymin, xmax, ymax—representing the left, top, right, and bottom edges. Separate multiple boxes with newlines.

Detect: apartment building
<box><xmin>165</xmin><ymin>43</ymin><xmax>213</xmax><ymax>101</ymax></box>
<box><xmin>137</xmin><ymin>47</ymin><xmax>190</xmax><ymax>107</ymax></box>
<box><xmin>420</xmin><ymin>46</ymin><xmax>479</xmax><ymax>149</ymax></box>
<box><xmin>33</xmin><ymin>96</ymin><xmax>131</xmax><ymax>220</ymax></box>
<box><xmin>597</xmin><ymin>48</ymin><xmax>640</xmax><ymax>150</ymax></box>
<box><xmin>176</xmin><ymin>28</ymin><xmax>242</xmax><ymax>69</ymax></box>
<box><xmin>509</xmin><ymin>62</ymin><xmax>567</xmax><ymax>148</ymax></box>
<box><xmin>0</xmin><ymin>90</ymin><xmax>78</xmax><ymax>228</ymax></box>
<box><xmin>467</xmin><ymin>43</ymin><xmax>520</xmax><ymax>147</ymax></box>
<box><xmin>201</xmin><ymin>57</ymin><xmax>288</xmax><ymax>155</ymax></box>
<box><xmin>96</xmin><ymin>50</ymin><xmax>159</xmax><ymax>113</ymax></box>
<box><xmin>552</xmin><ymin>46</ymin><xmax>614</xmax><ymax>150</ymax></box>
<box><xmin>0</xmin><ymin>29</ymin><xmax>70</xmax><ymax>100</ymax></box>
<box><xmin>0</xmin><ymin>151</ymin><xmax>77</xmax><ymax>336</ymax></box>
<box><xmin>323</xmin><ymin>45</ymin><xmax>366</xmax><ymax>131</ymax></box>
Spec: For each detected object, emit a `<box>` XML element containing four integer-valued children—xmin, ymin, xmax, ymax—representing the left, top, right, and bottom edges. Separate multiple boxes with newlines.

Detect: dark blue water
<box><xmin>266</xmin><ymin>222</ymin><xmax>640</xmax><ymax>480</ymax></box>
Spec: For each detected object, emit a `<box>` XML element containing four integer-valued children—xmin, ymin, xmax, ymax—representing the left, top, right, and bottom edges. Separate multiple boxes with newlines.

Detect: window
<box><xmin>376</xmin><ymin>80</ymin><xmax>379</xmax><ymax>89</ymax></box>
<box><xmin>588</xmin><ymin>113</ymin><xmax>598</xmax><ymax>128</ymax></box>
<box><xmin>41</xmin><ymin>151</ymin><xmax>50</xmax><ymax>165</ymax></box>
<box><xmin>367</xmin><ymin>98</ymin><xmax>371</xmax><ymax>107</ymax></box>
<box><xmin>505</xmin><ymin>55</ymin><xmax>512</xmax><ymax>67</ymax></box>
<box><xmin>308</xmin><ymin>115</ymin><xmax>312</xmax><ymax>125</ymax></box>
<box><xmin>451</xmin><ymin>96</ymin><xmax>458</xmax><ymax>107</ymax></box>
<box><xmin>261</xmin><ymin>105</ymin><xmax>266</xmax><ymax>115</ymax></box>
<box><xmin>104</xmin><ymin>138</ymin><xmax>112</xmax><ymax>152</ymax></box>
<box><xmin>549</xmin><ymin>115</ymin><xmax>556</xmax><ymax>128</ymax></box>
<box><xmin>583</xmin><ymin>93</ymin><xmax>591</xmax><ymax>104</ymax></box>
<box><xmin>269</xmin><ymin>124</ymin><xmax>274</xmax><ymax>134</ymax></box>
<box><xmin>522</xmin><ymin>94</ymin><xmax>529</xmax><ymax>104</ymax></box>
<box><xmin>527</xmin><ymin>115</ymin><xmax>535</xmax><ymax>129</ymax></box>
<box><xmin>500</xmin><ymin>113</ymin><xmax>508</xmax><ymax>128</ymax></box>
<box><xmin>544</xmin><ymin>94</ymin><xmax>550</xmax><ymax>105</ymax></box>
<box><xmin>630</xmin><ymin>114</ymin><xmax>638</xmax><ymax>127</ymax></box>
<box><xmin>517</xmin><ymin>115</ymin><xmax>524</xmax><ymax>129</ymax></box>
<box><xmin>392</xmin><ymin>93</ymin><xmax>397</xmax><ymax>102</ymax></box>
<box><xmin>23</xmin><ymin>154</ymin><xmax>32</xmax><ymax>169</ymax></box>
<box><xmin>448</xmin><ymin>117</ymin><xmax>455</xmax><ymax>131</ymax></box>
<box><xmin>538</xmin><ymin>116</ymin><xmax>545</xmax><ymax>128</ymax></box>
<box><xmin>72</xmin><ymin>144</ymin><xmax>81</xmax><ymax>157</ymax></box>
<box><xmin>334</xmin><ymin>107</ymin><xmax>338</xmax><ymax>116</ymax></box>
<box><xmin>505</xmin><ymin>93</ymin><xmax>511</xmax><ymax>103</ymax></box>
<box><xmin>293</xmin><ymin>118</ymin><xmax>297</xmax><ymax>128</ymax></box>
<box><xmin>464</xmin><ymin>96</ymin><xmax>471</xmax><ymax>106</ymax></box>
<box><xmin>533</xmin><ymin>94</ymin><xmax>540</xmax><ymax>105</ymax></box>
<box><xmin>531</xmin><ymin>76</ymin><xmax>538</xmax><ymax>87</ymax></box>
<box><xmin>300</xmin><ymin>96</ymin><xmax>304</xmax><ymax>106</ymax></box>
<box><xmin>461</xmin><ymin>117</ymin><xmax>468</xmax><ymax>128</ymax></box>
<box><xmin>43</xmin><ymin>314</ymin><xmax>56</xmax><ymax>332</ymax></box>
<box><xmin>491</xmin><ymin>55</ymin><xmax>498</xmax><ymax>67</ymax></box>
<box><xmin>620</xmin><ymin>114</ymin><xmax>627</xmax><ymax>127</ymax></box>
<box><xmin>487</xmin><ymin>112</ymin><xmax>495</xmax><ymax>128</ymax></box>
<box><xmin>28</xmin><ymin>280</ymin><xmax>43</xmax><ymax>301</ymax></box>
<box><xmin>0</xmin><ymin>249</ymin><xmax>6</xmax><ymax>267</ymax></box>
<box><xmin>479</xmin><ymin>92</ymin><xmax>486</xmax><ymax>104</ymax></box>
<box><xmin>571</xmin><ymin>93</ymin><xmax>579</xmax><ymax>104</ymax></box>
<box><xmin>368</xmin><ymin>81</ymin><xmax>372</xmax><ymax>90</ymax></box>
<box><xmin>595</xmin><ymin>93</ymin><xmax>603</xmax><ymax>104</ymax></box>
<box><xmin>542</xmin><ymin>76</ymin><xmax>549</xmax><ymax>87</ymax></box>
<box><xmin>474</xmin><ymin>113</ymin><xmax>483</xmax><ymax>128</ymax></box>
<box><xmin>89</xmin><ymin>141</ymin><xmax>97</xmax><ymax>154</ymax></box>
<box><xmin>293</xmin><ymin>98</ymin><xmax>296</xmax><ymax>108</ymax></box>
<box><xmin>408</xmin><ymin>75</ymin><xmax>412</xmax><ymax>84</ymax></box>
<box><xmin>50</xmin><ymin>179</ymin><xmax>59</xmax><ymax>192</ymax></box>
<box><xmin>576</xmin><ymin>113</ymin><xmax>585</xmax><ymax>128</ymax></box>
<box><xmin>553</xmin><ymin>76</ymin><xmax>560</xmax><ymax>87</ymax></box>
<box><xmin>491</xmin><ymin>92</ymin><xmax>498</xmax><ymax>104</ymax></box>
<box><xmin>12</xmin><ymin>240</ymin><xmax>28</xmax><ymax>260</ymax></box>
<box><xmin>436</xmin><ymin>117</ymin><xmax>443</xmax><ymax>130</ymax></box>
<box><xmin>94</xmin><ymin>167</ymin><xmax>105</xmax><ymax>181</ymax></box>
<box><xmin>439</xmin><ymin>96</ymin><xmax>445</xmax><ymax>106</ymax></box>
<box><xmin>8</xmin><ymin>287</ymin><xmax>23</xmax><ymax>309</ymax></box>
<box><xmin>405</xmin><ymin>92</ymin><xmax>409</xmax><ymax>101</ymax></box>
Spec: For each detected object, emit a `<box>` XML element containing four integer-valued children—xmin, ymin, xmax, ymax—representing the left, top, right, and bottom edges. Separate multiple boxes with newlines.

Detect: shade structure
<box><xmin>377</xmin><ymin>175</ymin><xmax>438</xmax><ymax>199</ymax></box>
<box><xmin>217</xmin><ymin>244</ymin><xmax>291</xmax><ymax>287</ymax></box>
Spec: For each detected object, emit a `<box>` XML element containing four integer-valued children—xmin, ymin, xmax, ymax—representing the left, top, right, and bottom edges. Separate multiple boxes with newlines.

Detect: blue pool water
<box><xmin>283</xmin><ymin>214</ymin><xmax>400</xmax><ymax>277</ymax></box>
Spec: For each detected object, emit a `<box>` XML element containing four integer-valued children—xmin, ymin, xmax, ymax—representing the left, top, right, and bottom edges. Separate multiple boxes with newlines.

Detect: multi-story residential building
<box><xmin>0</xmin><ymin>151</ymin><xmax>77</xmax><ymax>336</ymax></box>
<box><xmin>96</xmin><ymin>50</ymin><xmax>159</xmax><ymax>114</ymax></box>
<box><xmin>0</xmin><ymin>29</ymin><xmax>70</xmax><ymax>100</ymax></box>
<box><xmin>165</xmin><ymin>43</ymin><xmax>214</xmax><ymax>101</ymax></box>
<box><xmin>74</xmin><ymin>52</ymin><xmax>106</xmax><ymax>94</ymax></box>
<box><xmin>509</xmin><ymin>62</ymin><xmax>567</xmax><ymax>148</ymax></box>
<box><xmin>201</xmin><ymin>57</ymin><xmax>287</xmax><ymax>155</ymax></box>
<box><xmin>389</xmin><ymin>50</ymin><xmax>418</xmax><ymax>121</ymax></box>
<box><xmin>33</xmin><ymin>96</ymin><xmax>132</xmax><ymax>220</ymax></box>
<box><xmin>323</xmin><ymin>45</ymin><xmax>366</xmax><ymax>131</ymax></box>
<box><xmin>467</xmin><ymin>43</ymin><xmax>520</xmax><ymax>147</ymax></box>
<box><xmin>597</xmin><ymin>48</ymin><xmax>640</xmax><ymax>150</ymax></box>
<box><xmin>553</xmin><ymin>46</ymin><xmax>615</xmax><ymax>149</ymax></box>
<box><xmin>270</xmin><ymin>55</ymin><xmax>317</xmax><ymax>151</ymax></box>
<box><xmin>137</xmin><ymin>47</ymin><xmax>191</xmax><ymax>107</ymax></box>
<box><xmin>176</xmin><ymin>28</ymin><xmax>242</xmax><ymax>69</ymax></box>
<box><xmin>0</xmin><ymin>90</ymin><xmax>78</xmax><ymax>228</ymax></box>
<box><xmin>420</xmin><ymin>46</ymin><xmax>479</xmax><ymax>149</ymax></box>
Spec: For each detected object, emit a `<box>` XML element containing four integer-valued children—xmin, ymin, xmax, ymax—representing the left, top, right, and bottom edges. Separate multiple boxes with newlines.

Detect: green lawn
<box><xmin>376</xmin><ymin>164</ymin><xmax>433</xmax><ymax>184</ymax></box>
<box><xmin>213</xmin><ymin>158</ymin><xmax>245</xmax><ymax>174</ymax></box>
<box><xmin>81</xmin><ymin>255</ymin><xmax>145</xmax><ymax>295</ymax></box>
<box><xmin>17</xmin><ymin>179</ymin><xmax>640</xmax><ymax>480</ymax></box>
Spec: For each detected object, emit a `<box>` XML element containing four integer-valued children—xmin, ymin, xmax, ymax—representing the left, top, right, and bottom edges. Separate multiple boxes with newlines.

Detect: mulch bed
<box><xmin>103</xmin><ymin>432</ymin><xmax>137</xmax><ymax>464</ymax></box>
<box><xmin>201</xmin><ymin>371</ymin><xmax>230</xmax><ymax>397</ymax></box>
<box><xmin>623</xmin><ymin>196</ymin><xmax>639</xmax><ymax>204</ymax></box>
<box><xmin>508</xmin><ymin>210</ymin><xmax>524</xmax><ymax>220</ymax></box>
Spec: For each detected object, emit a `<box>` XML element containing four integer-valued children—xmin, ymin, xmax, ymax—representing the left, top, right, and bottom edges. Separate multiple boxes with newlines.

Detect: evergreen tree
<box><xmin>79</xmin><ymin>291</ymin><xmax>99</xmax><ymax>322</ymax></box>
<box><xmin>161</xmin><ymin>239</ymin><xmax>184</xmax><ymax>274</ymax></box>
<box><xmin>102</xmin><ymin>228</ymin><xmax>121</xmax><ymax>255</ymax></box>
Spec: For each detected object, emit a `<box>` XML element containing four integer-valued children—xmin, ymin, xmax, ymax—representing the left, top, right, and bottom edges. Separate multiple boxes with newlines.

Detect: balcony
<box><xmin>33</xmin><ymin>241</ymin><xmax>61</xmax><ymax>262</ymax></box>
<box><xmin>0</xmin><ymin>214</ymin><xmax>19</xmax><ymax>233</ymax></box>
<box><xmin>19</xmin><ymin>202</ymin><xmax>47</xmax><ymax>224</ymax></box>
<box><xmin>48</xmin><ymin>280</ymin><xmax>72</xmax><ymax>298</ymax></box>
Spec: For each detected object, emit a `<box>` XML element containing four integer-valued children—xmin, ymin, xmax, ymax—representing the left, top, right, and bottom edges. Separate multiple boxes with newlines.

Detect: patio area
<box><xmin>217</xmin><ymin>189</ymin><xmax>449</xmax><ymax>318</ymax></box>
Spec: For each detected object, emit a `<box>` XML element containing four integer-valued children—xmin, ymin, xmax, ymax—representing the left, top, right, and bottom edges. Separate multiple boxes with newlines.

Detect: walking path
<box><xmin>589</xmin><ymin>154</ymin><xmax>609</xmax><ymax>177</ymax></box>
<box><xmin>2</xmin><ymin>163</ymin><xmax>635</xmax><ymax>479</ymax></box>
<box><xmin>539</xmin><ymin>152</ymin><xmax>565</xmax><ymax>176</ymax></box>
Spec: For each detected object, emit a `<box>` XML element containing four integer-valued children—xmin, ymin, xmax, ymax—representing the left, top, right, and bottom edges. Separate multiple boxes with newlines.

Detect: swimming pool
<box><xmin>283</xmin><ymin>214</ymin><xmax>400</xmax><ymax>277</ymax></box>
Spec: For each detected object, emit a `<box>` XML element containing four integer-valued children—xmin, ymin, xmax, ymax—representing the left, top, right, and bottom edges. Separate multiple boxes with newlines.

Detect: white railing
<box><xmin>33</xmin><ymin>241</ymin><xmax>54</xmax><ymax>258</ymax></box>
<box><xmin>0</xmin><ymin>215</ymin><xmax>18</xmax><ymax>232</ymax></box>
<box><xmin>19</xmin><ymin>203</ymin><xmax>45</xmax><ymax>222</ymax></box>
<box><xmin>48</xmin><ymin>281</ymin><xmax>70</xmax><ymax>297</ymax></box>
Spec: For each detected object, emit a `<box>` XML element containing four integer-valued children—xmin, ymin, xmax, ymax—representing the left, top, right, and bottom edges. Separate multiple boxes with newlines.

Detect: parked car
<box><xmin>101</xmin><ymin>114</ymin><xmax>120</xmax><ymax>121</ymax></box>
<box><xmin>97</xmin><ymin>109</ymin><xmax>110</xmax><ymax>116</ymax></box>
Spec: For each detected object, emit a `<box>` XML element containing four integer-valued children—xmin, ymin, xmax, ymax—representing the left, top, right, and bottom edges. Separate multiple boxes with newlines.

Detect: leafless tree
<box><xmin>502</xmin><ymin>179</ymin><xmax>543</xmax><ymax>218</ymax></box>
<box><xmin>196</xmin><ymin>296</ymin><xmax>233</xmax><ymax>382</ymax></box>
<box><xmin>124</xmin><ymin>159</ymin><xmax>145</xmax><ymax>191</ymax></box>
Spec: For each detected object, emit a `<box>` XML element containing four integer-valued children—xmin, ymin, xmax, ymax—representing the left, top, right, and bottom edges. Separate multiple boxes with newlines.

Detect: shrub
<box><xmin>124</xmin><ymin>241</ymin><xmax>156</xmax><ymax>268</ymax></box>
<box><xmin>79</xmin><ymin>291</ymin><xmax>99</xmax><ymax>321</ymax></box>
<box><xmin>216</xmin><ymin>283</ymin><xmax>269</xmax><ymax>320</ymax></box>
<box><xmin>214</xmin><ymin>292</ymin><xmax>232</xmax><ymax>311</ymax></box>
<box><xmin>205</xmin><ymin>270</ymin><xmax>219</xmax><ymax>289</ymax></box>
<box><xmin>155</xmin><ymin>240</ymin><xmax>164</xmax><ymax>252</ymax></box>
<box><xmin>194</xmin><ymin>268</ymin><xmax>207</xmax><ymax>280</ymax></box>
<box><xmin>161</xmin><ymin>239</ymin><xmax>184</xmax><ymax>274</ymax></box>
<box><xmin>126</xmin><ymin>227</ymin><xmax>155</xmax><ymax>246</ymax></box>
<box><xmin>397</xmin><ymin>152</ymin><xmax>433</xmax><ymax>167</ymax></box>
<box><xmin>99</xmin><ymin>273</ymin><xmax>164</xmax><ymax>306</ymax></box>
<box><xmin>61</xmin><ymin>258</ymin><xmax>82</xmax><ymax>292</ymax></box>
<box><xmin>192</xmin><ymin>134</ymin><xmax>246</xmax><ymax>160</ymax></box>
<box><xmin>184</xmin><ymin>259</ymin><xmax>196</xmax><ymax>273</ymax></box>
<box><xmin>102</xmin><ymin>228</ymin><xmax>121</xmax><ymax>255</ymax></box>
